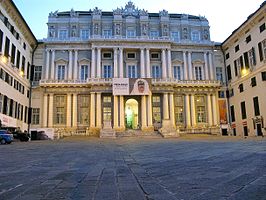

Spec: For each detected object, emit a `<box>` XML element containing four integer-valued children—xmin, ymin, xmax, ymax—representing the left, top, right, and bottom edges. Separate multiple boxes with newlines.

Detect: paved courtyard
<box><xmin>0</xmin><ymin>136</ymin><xmax>266</xmax><ymax>200</ymax></box>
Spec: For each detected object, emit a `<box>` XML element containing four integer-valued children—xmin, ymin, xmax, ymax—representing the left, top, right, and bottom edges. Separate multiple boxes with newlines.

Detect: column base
<box><xmin>114</xmin><ymin>126</ymin><xmax>126</xmax><ymax>132</ymax></box>
<box><xmin>141</xmin><ymin>126</ymin><xmax>154</xmax><ymax>132</ymax></box>
<box><xmin>159</xmin><ymin>119</ymin><xmax>179</xmax><ymax>138</ymax></box>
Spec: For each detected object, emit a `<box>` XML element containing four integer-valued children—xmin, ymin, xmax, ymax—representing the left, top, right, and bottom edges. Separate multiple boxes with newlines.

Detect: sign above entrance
<box><xmin>112</xmin><ymin>78</ymin><xmax>151</xmax><ymax>95</ymax></box>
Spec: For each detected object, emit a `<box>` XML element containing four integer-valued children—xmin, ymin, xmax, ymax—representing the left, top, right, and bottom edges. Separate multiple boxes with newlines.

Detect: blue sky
<box><xmin>13</xmin><ymin>0</ymin><xmax>263</xmax><ymax>42</ymax></box>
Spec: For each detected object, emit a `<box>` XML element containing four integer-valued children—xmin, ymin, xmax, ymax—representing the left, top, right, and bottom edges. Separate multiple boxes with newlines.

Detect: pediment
<box><xmin>78</xmin><ymin>58</ymin><xmax>91</xmax><ymax>63</ymax></box>
<box><xmin>192</xmin><ymin>59</ymin><xmax>204</xmax><ymax>64</ymax></box>
<box><xmin>55</xmin><ymin>58</ymin><xmax>68</xmax><ymax>63</ymax></box>
<box><xmin>172</xmin><ymin>59</ymin><xmax>183</xmax><ymax>64</ymax></box>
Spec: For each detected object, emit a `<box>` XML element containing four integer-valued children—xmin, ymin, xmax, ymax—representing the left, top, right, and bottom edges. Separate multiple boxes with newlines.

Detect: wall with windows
<box><xmin>222</xmin><ymin>2</ymin><xmax>266</xmax><ymax>136</ymax></box>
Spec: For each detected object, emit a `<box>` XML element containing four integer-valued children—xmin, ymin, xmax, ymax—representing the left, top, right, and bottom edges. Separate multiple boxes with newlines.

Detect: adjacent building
<box><xmin>31</xmin><ymin>2</ymin><xmax>226</xmax><ymax>137</ymax></box>
<box><xmin>0</xmin><ymin>1</ymin><xmax>37</xmax><ymax>131</ymax></box>
<box><xmin>222</xmin><ymin>1</ymin><xmax>266</xmax><ymax>137</ymax></box>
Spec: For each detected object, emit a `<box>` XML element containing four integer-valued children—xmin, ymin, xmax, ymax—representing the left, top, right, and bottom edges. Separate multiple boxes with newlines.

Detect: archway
<box><xmin>125</xmin><ymin>99</ymin><xmax>139</xmax><ymax>129</ymax></box>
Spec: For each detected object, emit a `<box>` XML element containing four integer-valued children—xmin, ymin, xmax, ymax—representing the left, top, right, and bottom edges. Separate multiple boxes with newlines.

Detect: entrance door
<box><xmin>257</xmin><ymin>124</ymin><xmax>263</xmax><ymax>136</ymax></box>
<box><xmin>125</xmin><ymin>99</ymin><xmax>138</xmax><ymax>129</ymax></box>
<box><xmin>243</xmin><ymin>126</ymin><xmax>248</xmax><ymax>137</ymax></box>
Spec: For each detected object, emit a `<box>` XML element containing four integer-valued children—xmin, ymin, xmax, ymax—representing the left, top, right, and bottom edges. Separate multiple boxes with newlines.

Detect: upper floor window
<box><xmin>246</xmin><ymin>35</ymin><xmax>251</xmax><ymax>43</ymax></box>
<box><xmin>225</xmin><ymin>53</ymin><xmax>230</xmax><ymax>60</ymax></box>
<box><xmin>216</xmin><ymin>67</ymin><xmax>223</xmax><ymax>82</ymax></box>
<box><xmin>191</xmin><ymin>31</ymin><xmax>200</xmax><ymax>41</ymax></box>
<box><xmin>230</xmin><ymin>105</ymin><xmax>235</xmax><ymax>122</ymax></box>
<box><xmin>33</xmin><ymin>66</ymin><xmax>42</xmax><ymax>82</ymax></box>
<box><xmin>151</xmin><ymin>53</ymin><xmax>159</xmax><ymax>59</ymax></box>
<box><xmin>227</xmin><ymin>65</ymin><xmax>232</xmax><ymax>81</ymax></box>
<box><xmin>235</xmin><ymin>45</ymin><xmax>239</xmax><ymax>52</ymax></box>
<box><xmin>173</xmin><ymin>65</ymin><xmax>182</xmax><ymax>80</ymax></box>
<box><xmin>253</xmin><ymin>96</ymin><xmax>260</xmax><ymax>116</ymax></box>
<box><xmin>127</xmin><ymin>65</ymin><xmax>137</xmax><ymax>78</ymax></box>
<box><xmin>152</xmin><ymin>65</ymin><xmax>162</xmax><ymax>78</ymax></box>
<box><xmin>171</xmin><ymin>32</ymin><xmax>179</xmax><ymax>42</ymax></box>
<box><xmin>258</xmin><ymin>39</ymin><xmax>266</xmax><ymax>62</ymax></box>
<box><xmin>32</xmin><ymin>108</ymin><xmax>40</xmax><ymax>125</ymax></box>
<box><xmin>126</xmin><ymin>30</ymin><xmax>136</xmax><ymax>38</ymax></box>
<box><xmin>150</xmin><ymin>31</ymin><xmax>159</xmax><ymax>38</ymax></box>
<box><xmin>261</xmin><ymin>71</ymin><xmax>266</xmax><ymax>81</ymax></box>
<box><xmin>259</xmin><ymin>23</ymin><xmax>265</xmax><ymax>33</ymax></box>
<box><xmin>194</xmin><ymin>66</ymin><xmax>202</xmax><ymax>80</ymax></box>
<box><xmin>59</xmin><ymin>30</ymin><xmax>67</xmax><ymax>40</ymax></box>
<box><xmin>103</xmin><ymin>52</ymin><xmax>112</xmax><ymax>59</ymax></box>
<box><xmin>127</xmin><ymin>53</ymin><xmax>136</xmax><ymax>59</ymax></box>
<box><xmin>57</xmin><ymin>65</ymin><xmax>65</xmax><ymax>80</ymax></box>
<box><xmin>80</xmin><ymin>65</ymin><xmax>89</xmax><ymax>80</ymax></box>
<box><xmin>239</xmin><ymin>83</ymin><xmax>244</xmax><ymax>93</ymax></box>
<box><xmin>103</xmin><ymin>29</ymin><xmax>112</xmax><ymax>38</ymax></box>
<box><xmin>103</xmin><ymin>65</ymin><xmax>112</xmax><ymax>78</ymax></box>
<box><xmin>81</xmin><ymin>29</ymin><xmax>89</xmax><ymax>39</ymax></box>
<box><xmin>251</xmin><ymin>77</ymin><xmax>256</xmax><ymax>87</ymax></box>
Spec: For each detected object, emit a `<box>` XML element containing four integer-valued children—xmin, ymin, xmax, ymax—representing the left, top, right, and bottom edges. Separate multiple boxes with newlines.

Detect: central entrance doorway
<box><xmin>125</xmin><ymin>99</ymin><xmax>139</xmax><ymax>129</ymax></box>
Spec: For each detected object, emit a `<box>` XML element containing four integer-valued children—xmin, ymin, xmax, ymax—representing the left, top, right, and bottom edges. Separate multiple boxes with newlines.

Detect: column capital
<box><xmin>46</xmin><ymin>49</ymin><xmax>51</xmax><ymax>52</ymax></box>
<box><xmin>146</xmin><ymin>48</ymin><xmax>150</xmax><ymax>51</ymax></box>
<box><xmin>49</xmin><ymin>93</ymin><xmax>54</xmax><ymax>97</ymax></box>
<box><xmin>119</xmin><ymin>47</ymin><xmax>123</xmax><ymax>51</ymax></box>
<box><xmin>90</xmin><ymin>92</ymin><xmax>96</xmax><ymax>94</ymax></box>
<box><xmin>91</xmin><ymin>47</ymin><xmax>95</xmax><ymax>50</ymax></box>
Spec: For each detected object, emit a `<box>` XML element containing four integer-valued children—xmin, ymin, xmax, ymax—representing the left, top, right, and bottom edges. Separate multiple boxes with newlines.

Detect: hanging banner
<box><xmin>112</xmin><ymin>78</ymin><xmax>151</xmax><ymax>95</ymax></box>
<box><xmin>218</xmin><ymin>100</ymin><xmax>227</xmax><ymax>124</ymax></box>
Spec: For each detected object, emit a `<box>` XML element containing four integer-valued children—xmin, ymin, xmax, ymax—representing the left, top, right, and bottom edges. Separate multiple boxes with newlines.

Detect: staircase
<box><xmin>116</xmin><ymin>129</ymin><xmax>162</xmax><ymax>138</ymax></box>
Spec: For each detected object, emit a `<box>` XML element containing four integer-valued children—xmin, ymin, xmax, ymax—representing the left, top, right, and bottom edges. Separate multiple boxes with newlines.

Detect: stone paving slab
<box><xmin>0</xmin><ymin>136</ymin><xmax>266</xmax><ymax>200</ymax></box>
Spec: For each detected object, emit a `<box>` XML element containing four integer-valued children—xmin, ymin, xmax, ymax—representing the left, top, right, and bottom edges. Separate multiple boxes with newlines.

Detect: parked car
<box><xmin>0</xmin><ymin>130</ymin><xmax>14</xmax><ymax>144</ymax></box>
<box><xmin>13</xmin><ymin>131</ymin><xmax>30</xmax><ymax>142</ymax></box>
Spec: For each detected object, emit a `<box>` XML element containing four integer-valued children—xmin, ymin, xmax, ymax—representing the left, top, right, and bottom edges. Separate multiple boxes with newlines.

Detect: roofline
<box><xmin>222</xmin><ymin>1</ymin><xmax>266</xmax><ymax>46</ymax></box>
<box><xmin>10</xmin><ymin>0</ymin><xmax>37</xmax><ymax>44</ymax></box>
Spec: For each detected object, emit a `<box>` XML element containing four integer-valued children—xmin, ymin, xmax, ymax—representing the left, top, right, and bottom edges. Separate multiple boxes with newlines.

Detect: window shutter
<box><xmin>252</xmin><ymin>47</ymin><xmax>256</xmax><ymax>66</ymax></box>
<box><xmin>240</xmin><ymin>56</ymin><xmax>244</xmax><ymax>70</ymax></box>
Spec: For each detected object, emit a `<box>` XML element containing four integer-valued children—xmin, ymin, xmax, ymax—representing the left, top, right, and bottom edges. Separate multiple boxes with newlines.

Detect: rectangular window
<box><xmin>21</xmin><ymin>56</ymin><xmax>25</xmax><ymax>73</ymax></box>
<box><xmin>16</xmin><ymin>50</ymin><xmax>20</xmax><ymax>68</ymax></box>
<box><xmin>173</xmin><ymin>66</ymin><xmax>182</xmax><ymax>80</ymax></box>
<box><xmin>194</xmin><ymin>66</ymin><xmax>202</xmax><ymax>80</ymax></box>
<box><xmin>103</xmin><ymin>65</ymin><xmax>112</xmax><ymax>78</ymax></box>
<box><xmin>54</xmin><ymin>95</ymin><xmax>66</xmax><ymax>124</ymax></box>
<box><xmin>195</xmin><ymin>96</ymin><xmax>206</xmax><ymax>123</ymax></box>
<box><xmin>253</xmin><ymin>96</ymin><xmax>260</xmax><ymax>116</ymax></box>
<box><xmin>239</xmin><ymin>83</ymin><xmax>244</xmax><ymax>93</ymax></box>
<box><xmin>152</xmin><ymin>65</ymin><xmax>162</xmax><ymax>78</ymax></box>
<box><xmin>126</xmin><ymin>30</ymin><xmax>136</xmax><ymax>38</ymax></box>
<box><xmin>171</xmin><ymin>32</ymin><xmax>179</xmax><ymax>42</ymax></box>
<box><xmin>260</xmin><ymin>23</ymin><xmax>265</xmax><ymax>33</ymax></box>
<box><xmin>150</xmin><ymin>31</ymin><xmax>159</xmax><ymax>38</ymax></box>
<box><xmin>127</xmin><ymin>53</ymin><xmax>135</xmax><ymax>59</ymax></box>
<box><xmin>0</xmin><ymin>29</ymin><xmax>3</xmax><ymax>52</ymax></box>
<box><xmin>80</xmin><ymin>65</ymin><xmax>88</xmax><ymax>80</ymax></box>
<box><xmin>174</xmin><ymin>96</ymin><xmax>184</xmax><ymax>124</ymax></box>
<box><xmin>151</xmin><ymin>53</ymin><xmax>159</xmax><ymax>59</ymax></box>
<box><xmin>33</xmin><ymin>66</ymin><xmax>42</xmax><ymax>82</ymax></box>
<box><xmin>152</xmin><ymin>95</ymin><xmax>162</xmax><ymax>125</ymax></box>
<box><xmin>225</xmin><ymin>53</ymin><xmax>230</xmax><ymax>60</ymax></box>
<box><xmin>0</xmin><ymin>94</ymin><xmax>2</xmax><ymax>113</ymax></box>
<box><xmin>32</xmin><ymin>108</ymin><xmax>40</xmax><ymax>125</ymax></box>
<box><xmin>251</xmin><ymin>77</ymin><xmax>256</xmax><ymax>87</ymax></box>
<box><xmin>235</xmin><ymin>45</ymin><xmax>239</xmax><ymax>52</ymax></box>
<box><xmin>78</xmin><ymin>95</ymin><xmax>90</xmax><ymax>125</ymax></box>
<box><xmin>81</xmin><ymin>29</ymin><xmax>89</xmax><ymax>39</ymax></box>
<box><xmin>103</xmin><ymin>52</ymin><xmax>112</xmax><ymax>59</ymax></box>
<box><xmin>261</xmin><ymin>71</ymin><xmax>266</xmax><ymax>81</ymax></box>
<box><xmin>127</xmin><ymin>65</ymin><xmax>137</xmax><ymax>78</ymax></box>
<box><xmin>59</xmin><ymin>30</ymin><xmax>67</xmax><ymax>40</ymax></box>
<box><xmin>227</xmin><ymin>65</ymin><xmax>232</xmax><ymax>81</ymax></box>
<box><xmin>246</xmin><ymin>35</ymin><xmax>251</xmax><ymax>43</ymax></box>
<box><xmin>241</xmin><ymin>101</ymin><xmax>247</xmax><ymax>119</ymax></box>
<box><xmin>230</xmin><ymin>105</ymin><xmax>235</xmax><ymax>122</ymax></box>
<box><xmin>4</xmin><ymin>37</ymin><xmax>10</xmax><ymax>57</ymax></box>
<box><xmin>11</xmin><ymin>44</ymin><xmax>16</xmax><ymax>64</ymax></box>
<box><xmin>258</xmin><ymin>39</ymin><xmax>266</xmax><ymax>61</ymax></box>
<box><xmin>191</xmin><ymin>31</ymin><xmax>200</xmax><ymax>41</ymax></box>
<box><xmin>57</xmin><ymin>65</ymin><xmax>65</xmax><ymax>80</ymax></box>
<box><xmin>103</xmin><ymin>30</ymin><xmax>112</xmax><ymax>38</ymax></box>
<box><xmin>218</xmin><ymin>91</ymin><xmax>225</xmax><ymax>98</ymax></box>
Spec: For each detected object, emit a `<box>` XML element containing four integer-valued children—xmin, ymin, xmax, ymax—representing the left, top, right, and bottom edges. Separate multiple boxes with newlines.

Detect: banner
<box><xmin>218</xmin><ymin>100</ymin><xmax>227</xmax><ymax>124</ymax></box>
<box><xmin>112</xmin><ymin>78</ymin><xmax>151</xmax><ymax>95</ymax></box>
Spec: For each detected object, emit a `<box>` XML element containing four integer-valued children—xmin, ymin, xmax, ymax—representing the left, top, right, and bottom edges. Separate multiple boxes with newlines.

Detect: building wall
<box><xmin>223</xmin><ymin>2</ymin><xmax>266</xmax><ymax>136</ymax></box>
<box><xmin>0</xmin><ymin>1</ymin><xmax>36</xmax><ymax>131</ymax></box>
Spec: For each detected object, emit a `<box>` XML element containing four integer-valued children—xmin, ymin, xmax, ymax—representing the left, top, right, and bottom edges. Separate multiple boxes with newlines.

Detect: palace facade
<box><xmin>30</xmin><ymin>2</ymin><xmax>227</xmax><ymax>137</ymax></box>
<box><xmin>222</xmin><ymin>1</ymin><xmax>266</xmax><ymax>137</ymax></box>
<box><xmin>0</xmin><ymin>1</ymin><xmax>37</xmax><ymax>131</ymax></box>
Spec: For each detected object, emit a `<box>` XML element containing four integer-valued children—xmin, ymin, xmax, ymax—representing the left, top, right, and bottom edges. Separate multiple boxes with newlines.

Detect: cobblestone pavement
<box><xmin>0</xmin><ymin>136</ymin><xmax>266</xmax><ymax>200</ymax></box>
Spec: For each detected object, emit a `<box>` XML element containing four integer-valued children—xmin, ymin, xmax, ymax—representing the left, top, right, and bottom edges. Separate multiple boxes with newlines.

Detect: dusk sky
<box><xmin>13</xmin><ymin>0</ymin><xmax>263</xmax><ymax>42</ymax></box>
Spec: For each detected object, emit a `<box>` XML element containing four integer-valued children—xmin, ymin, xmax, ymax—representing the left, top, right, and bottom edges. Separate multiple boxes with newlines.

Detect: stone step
<box><xmin>116</xmin><ymin>130</ymin><xmax>162</xmax><ymax>138</ymax></box>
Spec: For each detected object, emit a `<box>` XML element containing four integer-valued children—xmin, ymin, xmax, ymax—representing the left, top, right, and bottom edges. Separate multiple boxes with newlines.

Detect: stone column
<box><xmin>188</xmin><ymin>51</ymin><xmax>193</xmax><ymax>80</ymax></box>
<box><xmin>119</xmin><ymin>48</ymin><xmax>123</xmax><ymax>78</ymax></box>
<box><xmin>96</xmin><ymin>92</ymin><xmax>102</xmax><ymax>128</ymax></box>
<box><xmin>119</xmin><ymin>96</ymin><xmax>125</xmax><ymax>128</ymax></box>
<box><xmin>185</xmin><ymin>94</ymin><xmax>191</xmax><ymax>128</ymax></box>
<box><xmin>212</xmin><ymin>94</ymin><xmax>218</xmax><ymax>125</ymax></box>
<box><xmin>146</xmin><ymin>49</ymin><xmax>151</xmax><ymax>78</ymax></box>
<box><xmin>72</xmin><ymin>93</ymin><xmax>77</xmax><ymax>127</ymax></box>
<box><xmin>141</xmin><ymin>95</ymin><xmax>147</xmax><ymax>129</ymax></box>
<box><xmin>204</xmin><ymin>52</ymin><xmax>209</xmax><ymax>80</ymax></box>
<box><xmin>91</xmin><ymin>48</ymin><xmax>95</xmax><ymax>78</ymax></box>
<box><xmin>51</xmin><ymin>50</ymin><xmax>55</xmax><ymax>79</ymax></box>
<box><xmin>113</xmin><ymin>48</ymin><xmax>118</xmax><ymax>78</ymax></box>
<box><xmin>190</xmin><ymin>94</ymin><xmax>196</xmax><ymax>127</ymax></box>
<box><xmin>163</xmin><ymin>93</ymin><xmax>169</xmax><ymax>120</ymax></box>
<box><xmin>113</xmin><ymin>95</ymin><xmax>119</xmax><ymax>128</ymax></box>
<box><xmin>73</xmin><ymin>50</ymin><xmax>78</xmax><ymax>80</ymax></box>
<box><xmin>169</xmin><ymin>93</ymin><xmax>175</xmax><ymax>127</ymax></box>
<box><xmin>167</xmin><ymin>49</ymin><xmax>172</xmax><ymax>79</ymax></box>
<box><xmin>48</xmin><ymin>94</ymin><xmax>54</xmax><ymax>127</ymax></box>
<box><xmin>162</xmin><ymin>49</ymin><xmax>167</xmax><ymax>78</ymax></box>
<box><xmin>43</xmin><ymin>94</ymin><xmax>48</xmax><ymax>127</ymax></box>
<box><xmin>140</xmin><ymin>48</ymin><xmax>145</xmax><ymax>78</ymax></box>
<box><xmin>90</xmin><ymin>92</ymin><xmax>95</xmax><ymax>128</ymax></box>
<box><xmin>209</xmin><ymin>52</ymin><xmax>214</xmax><ymax>80</ymax></box>
<box><xmin>183</xmin><ymin>51</ymin><xmax>188</xmax><ymax>80</ymax></box>
<box><xmin>97</xmin><ymin>48</ymin><xmax>101</xmax><ymax>78</ymax></box>
<box><xmin>45</xmin><ymin>49</ymin><xmax>50</xmax><ymax>79</ymax></box>
<box><xmin>67</xmin><ymin>94</ymin><xmax>72</xmax><ymax>127</ymax></box>
<box><xmin>147</xmin><ymin>94</ymin><xmax>153</xmax><ymax>127</ymax></box>
<box><xmin>207</xmin><ymin>94</ymin><xmax>213</xmax><ymax>126</ymax></box>
<box><xmin>68</xmin><ymin>50</ymin><xmax>73</xmax><ymax>80</ymax></box>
